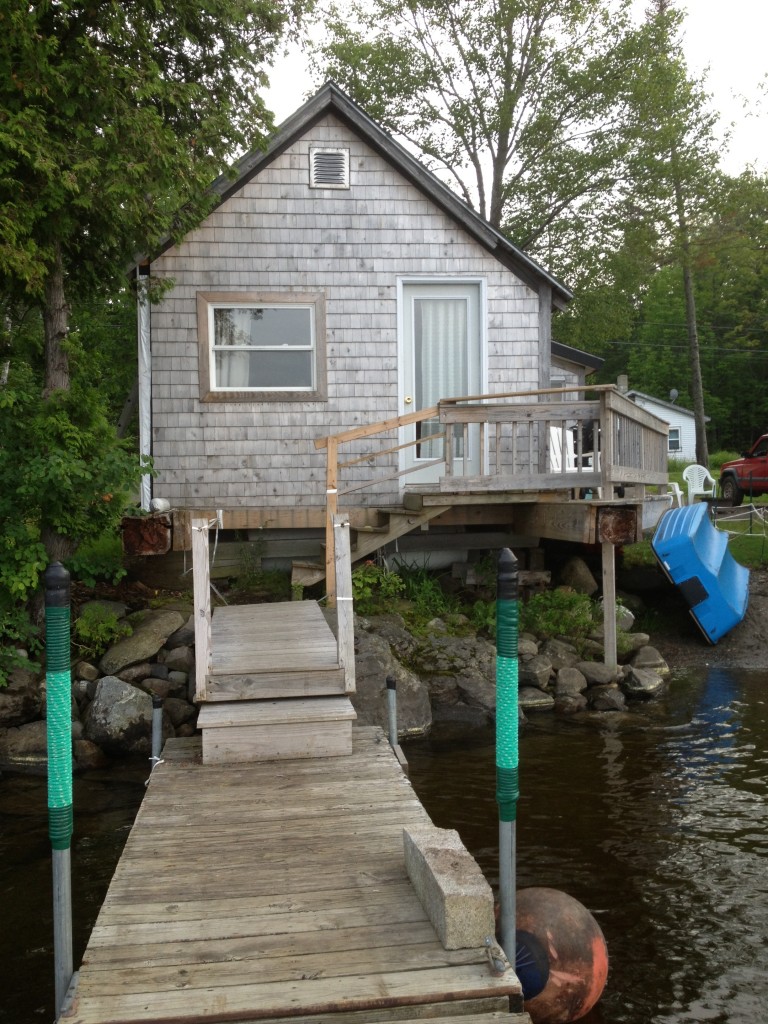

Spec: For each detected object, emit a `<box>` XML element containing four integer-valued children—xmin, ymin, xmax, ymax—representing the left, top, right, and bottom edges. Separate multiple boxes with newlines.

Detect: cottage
<box><xmin>622</xmin><ymin>385</ymin><xmax>705</xmax><ymax>464</ymax></box>
<box><xmin>134</xmin><ymin>82</ymin><xmax>668</xmax><ymax>594</ymax></box>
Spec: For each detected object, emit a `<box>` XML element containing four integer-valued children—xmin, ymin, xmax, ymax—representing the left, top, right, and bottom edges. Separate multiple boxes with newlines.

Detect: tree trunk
<box><xmin>43</xmin><ymin>244</ymin><xmax>70</xmax><ymax>397</ymax></box>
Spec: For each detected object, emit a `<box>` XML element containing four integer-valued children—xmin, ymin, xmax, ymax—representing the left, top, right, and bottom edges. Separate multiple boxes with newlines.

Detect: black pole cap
<box><xmin>496</xmin><ymin>547</ymin><xmax>518</xmax><ymax>602</ymax></box>
<box><xmin>386</xmin><ymin>675</ymin><xmax>397</xmax><ymax>690</ymax></box>
<box><xmin>44</xmin><ymin>562</ymin><xmax>71</xmax><ymax>608</ymax></box>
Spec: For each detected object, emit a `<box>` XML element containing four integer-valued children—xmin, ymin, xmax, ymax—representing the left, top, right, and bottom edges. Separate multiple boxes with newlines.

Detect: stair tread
<box><xmin>199</xmin><ymin>696</ymin><xmax>357</xmax><ymax>729</ymax></box>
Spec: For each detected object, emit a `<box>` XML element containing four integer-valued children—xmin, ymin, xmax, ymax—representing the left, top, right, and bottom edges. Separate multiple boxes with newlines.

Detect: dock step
<box><xmin>198</xmin><ymin>696</ymin><xmax>357</xmax><ymax>764</ymax></box>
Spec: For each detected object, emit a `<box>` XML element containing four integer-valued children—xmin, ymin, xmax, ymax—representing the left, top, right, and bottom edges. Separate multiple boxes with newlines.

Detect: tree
<box><xmin>313</xmin><ymin>0</ymin><xmax>667</xmax><ymax>265</ymax></box>
<box><xmin>0</xmin><ymin>1</ymin><xmax>306</xmax><ymax>577</ymax></box>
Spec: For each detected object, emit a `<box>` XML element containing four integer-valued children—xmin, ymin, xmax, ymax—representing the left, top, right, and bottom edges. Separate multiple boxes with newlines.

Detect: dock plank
<box><xmin>65</xmin><ymin>728</ymin><xmax>521</xmax><ymax>1024</ymax></box>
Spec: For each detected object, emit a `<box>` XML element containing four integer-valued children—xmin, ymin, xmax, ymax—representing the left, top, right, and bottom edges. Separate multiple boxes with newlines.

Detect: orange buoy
<box><xmin>516</xmin><ymin>887</ymin><xmax>609</xmax><ymax>1024</ymax></box>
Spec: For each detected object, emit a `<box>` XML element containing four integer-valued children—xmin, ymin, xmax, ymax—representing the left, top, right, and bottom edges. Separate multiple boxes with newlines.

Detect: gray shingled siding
<box><xmin>150</xmin><ymin>115</ymin><xmax>541</xmax><ymax>509</ymax></box>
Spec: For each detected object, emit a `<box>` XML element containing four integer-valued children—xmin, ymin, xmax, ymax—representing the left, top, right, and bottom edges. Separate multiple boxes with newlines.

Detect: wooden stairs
<box><xmin>193</xmin><ymin>516</ymin><xmax>357</xmax><ymax>766</ymax></box>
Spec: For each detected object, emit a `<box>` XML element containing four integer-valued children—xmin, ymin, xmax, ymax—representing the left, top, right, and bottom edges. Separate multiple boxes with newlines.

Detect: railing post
<box><xmin>600</xmin><ymin>392</ymin><xmax>614</xmax><ymax>497</ymax></box>
<box><xmin>191</xmin><ymin>517</ymin><xmax>211</xmax><ymax>702</ymax></box>
<box><xmin>326</xmin><ymin>437</ymin><xmax>338</xmax><ymax>607</ymax></box>
<box><xmin>333</xmin><ymin>513</ymin><xmax>355</xmax><ymax>693</ymax></box>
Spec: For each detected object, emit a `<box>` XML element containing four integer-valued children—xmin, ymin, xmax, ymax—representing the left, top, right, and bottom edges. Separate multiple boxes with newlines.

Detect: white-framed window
<box><xmin>196</xmin><ymin>292</ymin><xmax>326</xmax><ymax>402</ymax></box>
<box><xmin>668</xmin><ymin>426</ymin><xmax>681</xmax><ymax>452</ymax></box>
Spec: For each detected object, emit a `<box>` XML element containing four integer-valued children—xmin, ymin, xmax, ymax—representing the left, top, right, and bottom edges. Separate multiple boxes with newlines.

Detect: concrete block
<box><xmin>403</xmin><ymin>825</ymin><xmax>495</xmax><ymax>949</ymax></box>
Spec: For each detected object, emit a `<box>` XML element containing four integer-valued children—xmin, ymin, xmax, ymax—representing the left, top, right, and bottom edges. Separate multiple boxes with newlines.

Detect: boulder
<box><xmin>161</xmin><ymin>646</ymin><xmax>195</xmax><ymax>674</ymax></box>
<box><xmin>352</xmin><ymin>632</ymin><xmax>431</xmax><ymax>738</ymax></box>
<box><xmin>577</xmin><ymin>661</ymin><xmax>619</xmax><ymax>687</ymax></box>
<box><xmin>588</xmin><ymin>685</ymin><xmax>626</xmax><ymax>712</ymax></box>
<box><xmin>0</xmin><ymin>666</ymin><xmax>43</xmax><ymax>728</ymax></box>
<box><xmin>0</xmin><ymin>720</ymin><xmax>48</xmax><ymax>768</ymax></box>
<box><xmin>519</xmin><ymin>654</ymin><xmax>552</xmax><ymax>691</ymax></box>
<box><xmin>621</xmin><ymin>666</ymin><xmax>668</xmax><ymax>699</ymax></box>
<box><xmin>165</xmin><ymin>614</ymin><xmax>195</xmax><ymax>649</ymax></box>
<box><xmin>559</xmin><ymin>557</ymin><xmax>598</xmax><ymax>595</ymax></box>
<box><xmin>518</xmin><ymin>637</ymin><xmax>539</xmax><ymax>659</ymax></box>
<box><xmin>118</xmin><ymin>662</ymin><xmax>152</xmax><ymax>683</ymax></box>
<box><xmin>519</xmin><ymin>687</ymin><xmax>555</xmax><ymax>711</ymax></box>
<box><xmin>75</xmin><ymin>661</ymin><xmax>100</xmax><ymax>682</ymax></box>
<box><xmin>630</xmin><ymin>645</ymin><xmax>670</xmax><ymax>677</ymax></box>
<box><xmin>83</xmin><ymin>676</ymin><xmax>155</xmax><ymax>754</ymax></box>
<box><xmin>456</xmin><ymin>674</ymin><xmax>496</xmax><ymax>716</ymax></box>
<box><xmin>555</xmin><ymin>666</ymin><xmax>588</xmax><ymax>697</ymax></box>
<box><xmin>554</xmin><ymin>693</ymin><xmax>588</xmax><ymax>715</ymax></box>
<box><xmin>540</xmin><ymin>638</ymin><xmax>580</xmax><ymax>670</ymax></box>
<box><xmin>99</xmin><ymin>609</ymin><xmax>185</xmax><ymax>675</ymax></box>
<box><xmin>163</xmin><ymin>697</ymin><xmax>197</xmax><ymax>729</ymax></box>
<box><xmin>73</xmin><ymin>738</ymin><xmax>109</xmax><ymax>770</ymax></box>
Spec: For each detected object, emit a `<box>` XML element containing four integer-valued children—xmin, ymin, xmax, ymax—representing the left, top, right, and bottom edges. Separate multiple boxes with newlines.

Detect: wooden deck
<box><xmin>63</xmin><ymin>728</ymin><xmax>524</xmax><ymax>1024</ymax></box>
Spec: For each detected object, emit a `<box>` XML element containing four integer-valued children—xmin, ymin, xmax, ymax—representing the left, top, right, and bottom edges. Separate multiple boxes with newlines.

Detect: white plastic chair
<box><xmin>667</xmin><ymin>481</ymin><xmax>684</xmax><ymax>508</ymax></box>
<box><xmin>682</xmin><ymin>464</ymin><xmax>716</xmax><ymax>505</ymax></box>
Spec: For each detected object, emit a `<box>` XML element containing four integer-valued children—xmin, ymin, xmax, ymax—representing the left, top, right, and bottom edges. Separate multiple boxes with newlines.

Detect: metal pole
<box><xmin>45</xmin><ymin>562</ymin><xmax>74</xmax><ymax>1017</ymax></box>
<box><xmin>151</xmin><ymin>695</ymin><xmax>163</xmax><ymax>767</ymax></box>
<box><xmin>496</xmin><ymin>548</ymin><xmax>520</xmax><ymax>963</ymax></box>
<box><xmin>386</xmin><ymin>675</ymin><xmax>398</xmax><ymax>749</ymax></box>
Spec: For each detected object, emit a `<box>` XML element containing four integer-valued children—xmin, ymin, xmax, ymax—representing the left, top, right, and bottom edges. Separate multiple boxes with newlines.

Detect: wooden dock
<box><xmin>62</xmin><ymin>728</ymin><xmax>526</xmax><ymax>1024</ymax></box>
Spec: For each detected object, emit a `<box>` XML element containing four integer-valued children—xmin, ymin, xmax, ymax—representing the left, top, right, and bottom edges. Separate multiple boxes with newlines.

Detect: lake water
<box><xmin>2</xmin><ymin>667</ymin><xmax>767</xmax><ymax>1023</ymax></box>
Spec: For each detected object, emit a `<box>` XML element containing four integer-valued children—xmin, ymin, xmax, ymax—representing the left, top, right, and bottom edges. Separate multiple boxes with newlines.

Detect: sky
<box><xmin>264</xmin><ymin>0</ymin><xmax>767</xmax><ymax>177</ymax></box>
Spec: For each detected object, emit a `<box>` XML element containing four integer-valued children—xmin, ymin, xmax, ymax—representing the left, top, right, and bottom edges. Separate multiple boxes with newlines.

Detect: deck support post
<box><xmin>191</xmin><ymin>517</ymin><xmax>212</xmax><ymax>701</ymax></box>
<box><xmin>601</xmin><ymin>541</ymin><xmax>618</xmax><ymax>671</ymax></box>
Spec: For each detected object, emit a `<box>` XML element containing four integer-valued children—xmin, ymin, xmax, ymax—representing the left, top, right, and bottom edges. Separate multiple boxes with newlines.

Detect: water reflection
<box><xmin>405</xmin><ymin>668</ymin><xmax>768</xmax><ymax>1024</ymax></box>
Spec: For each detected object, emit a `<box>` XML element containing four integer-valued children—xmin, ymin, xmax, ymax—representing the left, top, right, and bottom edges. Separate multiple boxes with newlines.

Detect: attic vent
<box><xmin>309</xmin><ymin>147</ymin><xmax>350</xmax><ymax>189</ymax></box>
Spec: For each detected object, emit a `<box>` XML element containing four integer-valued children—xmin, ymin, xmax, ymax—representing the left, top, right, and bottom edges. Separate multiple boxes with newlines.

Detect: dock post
<box><xmin>386</xmin><ymin>675</ymin><xmax>398</xmax><ymax>747</ymax></box>
<box><xmin>45</xmin><ymin>562</ymin><xmax>74</xmax><ymax>1017</ymax></box>
<box><xmin>495</xmin><ymin>548</ymin><xmax>520</xmax><ymax>964</ymax></box>
<box><xmin>151</xmin><ymin>695</ymin><xmax>164</xmax><ymax>767</ymax></box>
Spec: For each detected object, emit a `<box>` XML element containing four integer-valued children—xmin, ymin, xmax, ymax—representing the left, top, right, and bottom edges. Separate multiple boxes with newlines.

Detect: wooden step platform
<box><xmin>198</xmin><ymin>696</ymin><xmax>357</xmax><ymax>764</ymax></box>
<box><xmin>208</xmin><ymin>601</ymin><xmax>346</xmax><ymax>700</ymax></box>
<box><xmin>64</xmin><ymin>728</ymin><xmax>523</xmax><ymax>1024</ymax></box>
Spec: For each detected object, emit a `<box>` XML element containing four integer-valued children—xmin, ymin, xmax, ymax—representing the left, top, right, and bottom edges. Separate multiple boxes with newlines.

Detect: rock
<box><xmin>161</xmin><ymin>646</ymin><xmax>195</xmax><ymax>673</ymax></box>
<box><xmin>147</xmin><ymin>662</ymin><xmax>169</xmax><ymax>680</ymax></box>
<box><xmin>621</xmin><ymin>666</ymin><xmax>668</xmax><ymax>699</ymax></box>
<box><xmin>142</xmin><ymin>677</ymin><xmax>176</xmax><ymax>700</ymax></box>
<box><xmin>615</xmin><ymin>603</ymin><xmax>636</xmax><ymax>632</ymax></box>
<box><xmin>427</xmin><ymin>676</ymin><xmax>461</xmax><ymax>706</ymax></box>
<box><xmin>99</xmin><ymin>609</ymin><xmax>185</xmax><ymax>675</ymax></box>
<box><xmin>75</xmin><ymin>661</ymin><xmax>100</xmax><ymax>682</ymax></box>
<box><xmin>83</xmin><ymin>676</ymin><xmax>155</xmax><ymax>754</ymax></box>
<box><xmin>352</xmin><ymin>632</ymin><xmax>431</xmax><ymax>737</ymax></box>
<box><xmin>78</xmin><ymin>598</ymin><xmax>129</xmax><ymax>621</ymax></box>
<box><xmin>408</xmin><ymin>634</ymin><xmax>496</xmax><ymax>683</ymax></box>
<box><xmin>555</xmin><ymin>666</ymin><xmax>588</xmax><ymax>697</ymax></box>
<box><xmin>559</xmin><ymin>557</ymin><xmax>598</xmax><ymax>595</ymax></box>
<box><xmin>425</xmin><ymin>617</ymin><xmax>449</xmax><ymax>634</ymax></box>
<box><xmin>540</xmin><ymin>638</ymin><xmax>579</xmax><ymax>670</ymax></box>
<box><xmin>0</xmin><ymin>720</ymin><xmax>48</xmax><ymax>768</ymax></box>
<box><xmin>163</xmin><ymin>697</ymin><xmax>197</xmax><ymax>729</ymax></box>
<box><xmin>518</xmin><ymin>637</ymin><xmax>539</xmax><ymax>659</ymax></box>
<box><xmin>165</xmin><ymin>614</ymin><xmax>195</xmax><ymax>649</ymax></box>
<box><xmin>73</xmin><ymin>738</ymin><xmax>109</xmax><ymax>770</ymax></box>
<box><xmin>519</xmin><ymin>654</ymin><xmax>553</xmax><ymax>690</ymax></box>
<box><xmin>554</xmin><ymin>693</ymin><xmax>588</xmax><ymax>715</ymax></box>
<box><xmin>588</xmin><ymin>685</ymin><xmax>626</xmax><ymax>712</ymax></box>
<box><xmin>168</xmin><ymin>670</ymin><xmax>188</xmax><ymax>686</ymax></box>
<box><xmin>0</xmin><ymin>666</ymin><xmax>43</xmax><ymax>728</ymax></box>
<box><xmin>630</xmin><ymin>645</ymin><xmax>670</xmax><ymax>677</ymax></box>
<box><xmin>577</xmin><ymin>661</ymin><xmax>619</xmax><ymax>686</ymax></box>
<box><xmin>456</xmin><ymin>674</ymin><xmax>496</xmax><ymax>716</ymax></box>
<box><xmin>519</xmin><ymin>687</ymin><xmax>555</xmax><ymax>711</ymax></box>
<box><xmin>119</xmin><ymin>662</ymin><xmax>152</xmax><ymax>683</ymax></box>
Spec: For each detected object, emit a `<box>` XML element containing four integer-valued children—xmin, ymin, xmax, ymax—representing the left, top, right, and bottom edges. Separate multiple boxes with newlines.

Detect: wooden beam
<box><xmin>191</xmin><ymin>517</ymin><xmax>212</xmax><ymax>702</ymax></box>
<box><xmin>334</xmin><ymin>514</ymin><xmax>355</xmax><ymax>694</ymax></box>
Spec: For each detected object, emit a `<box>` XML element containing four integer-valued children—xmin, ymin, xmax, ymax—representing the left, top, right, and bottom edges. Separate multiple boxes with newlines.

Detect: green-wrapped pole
<box><xmin>45</xmin><ymin>562</ymin><xmax>73</xmax><ymax>1015</ymax></box>
<box><xmin>496</xmin><ymin>548</ymin><xmax>520</xmax><ymax>962</ymax></box>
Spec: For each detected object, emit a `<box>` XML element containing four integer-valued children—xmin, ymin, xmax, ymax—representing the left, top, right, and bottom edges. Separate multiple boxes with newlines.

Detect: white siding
<box><xmin>628</xmin><ymin>395</ymin><xmax>697</xmax><ymax>463</ymax></box>
<box><xmin>149</xmin><ymin>115</ymin><xmax>541</xmax><ymax>509</ymax></box>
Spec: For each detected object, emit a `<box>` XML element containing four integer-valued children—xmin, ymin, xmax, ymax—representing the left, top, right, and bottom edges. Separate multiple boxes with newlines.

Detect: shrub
<box><xmin>520</xmin><ymin>588</ymin><xmax>595</xmax><ymax>642</ymax></box>
<box><xmin>0</xmin><ymin>605</ymin><xmax>42</xmax><ymax>687</ymax></box>
<box><xmin>66</xmin><ymin>533</ymin><xmax>126</xmax><ymax>587</ymax></box>
<box><xmin>351</xmin><ymin>561</ymin><xmax>405</xmax><ymax>614</ymax></box>
<box><xmin>73</xmin><ymin>604</ymin><xmax>132</xmax><ymax>660</ymax></box>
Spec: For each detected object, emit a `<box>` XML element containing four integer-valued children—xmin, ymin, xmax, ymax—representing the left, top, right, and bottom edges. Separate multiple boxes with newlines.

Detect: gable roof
<box><xmin>551</xmin><ymin>340</ymin><xmax>603</xmax><ymax>373</ymax></box>
<box><xmin>151</xmin><ymin>82</ymin><xmax>572</xmax><ymax>308</ymax></box>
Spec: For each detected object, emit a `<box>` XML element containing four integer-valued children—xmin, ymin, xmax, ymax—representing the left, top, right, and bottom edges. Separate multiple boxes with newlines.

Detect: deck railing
<box><xmin>315</xmin><ymin>385</ymin><xmax>669</xmax><ymax>602</ymax></box>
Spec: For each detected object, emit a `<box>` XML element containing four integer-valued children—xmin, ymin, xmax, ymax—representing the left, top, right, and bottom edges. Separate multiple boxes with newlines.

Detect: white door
<box><xmin>400</xmin><ymin>282</ymin><xmax>483</xmax><ymax>482</ymax></box>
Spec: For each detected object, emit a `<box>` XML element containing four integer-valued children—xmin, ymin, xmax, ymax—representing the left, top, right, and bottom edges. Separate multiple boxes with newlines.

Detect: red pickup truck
<box><xmin>719</xmin><ymin>435</ymin><xmax>768</xmax><ymax>505</ymax></box>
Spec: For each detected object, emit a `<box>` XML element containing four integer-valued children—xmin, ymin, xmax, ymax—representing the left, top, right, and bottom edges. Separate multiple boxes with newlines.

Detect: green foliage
<box><xmin>228</xmin><ymin>541</ymin><xmax>291</xmax><ymax>603</ymax></box>
<box><xmin>66</xmin><ymin>534</ymin><xmax>127</xmax><ymax>588</ymax></box>
<box><xmin>470</xmin><ymin>599</ymin><xmax>496</xmax><ymax>639</ymax></box>
<box><xmin>351</xmin><ymin>561</ymin><xmax>405</xmax><ymax>614</ymax></box>
<box><xmin>0</xmin><ymin>605</ymin><xmax>42</xmax><ymax>687</ymax></box>
<box><xmin>396</xmin><ymin>563</ymin><xmax>459</xmax><ymax>624</ymax></box>
<box><xmin>520</xmin><ymin>589</ymin><xmax>596</xmax><ymax>642</ymax></box>
<box><xmin>73</xmin><ymin>604</ymin><xmax>132</xmax><ymax>660</ymax></box>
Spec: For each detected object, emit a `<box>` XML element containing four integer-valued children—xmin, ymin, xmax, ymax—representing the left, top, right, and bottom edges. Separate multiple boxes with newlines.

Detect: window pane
<box><xmin>215</xmin><ymin>350</ymin><xmax>313</xmax><ymax>389</ymax></box>
<box><xmin>214</xmin><ymin>307</ymin><xmax>311</xmax><ymax>348</ymax></box>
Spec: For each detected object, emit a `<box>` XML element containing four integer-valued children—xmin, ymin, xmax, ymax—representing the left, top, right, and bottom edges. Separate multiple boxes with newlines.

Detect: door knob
<box><xmin>404</xmin><ymin>395</ymin><xmax>413</xmax><ymax>404</ymax></box>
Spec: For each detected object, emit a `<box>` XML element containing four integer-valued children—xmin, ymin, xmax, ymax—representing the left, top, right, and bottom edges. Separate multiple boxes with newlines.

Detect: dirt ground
<box><xmin>649</xmin><ymin>566</ymin><xmax>768</xmax><ymax>673</ymax></box>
